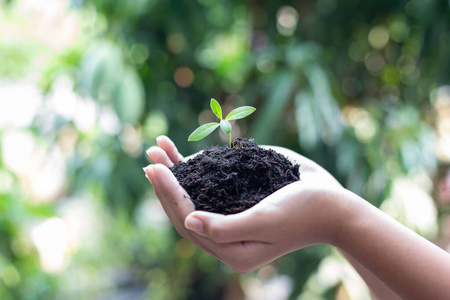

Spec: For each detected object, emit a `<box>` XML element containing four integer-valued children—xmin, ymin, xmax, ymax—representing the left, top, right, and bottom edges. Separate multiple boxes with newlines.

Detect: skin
<box><xmin>144</xmin><ymin>136</ymin><xmax>450</xmax><ymax>300</ymax></box>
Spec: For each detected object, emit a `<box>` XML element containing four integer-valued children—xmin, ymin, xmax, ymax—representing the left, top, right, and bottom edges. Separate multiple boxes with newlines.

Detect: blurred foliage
<box><xmin>0</xmin><ymin>0</ymin><xmax>449</xmax><ymax>299</ymax></box>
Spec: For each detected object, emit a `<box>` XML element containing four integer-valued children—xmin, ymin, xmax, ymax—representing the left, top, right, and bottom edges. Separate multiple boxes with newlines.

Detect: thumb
<box><xmin>184</xmin><ymin>209</ymin><xmax>272</xmax><ymax>243</ymax></box>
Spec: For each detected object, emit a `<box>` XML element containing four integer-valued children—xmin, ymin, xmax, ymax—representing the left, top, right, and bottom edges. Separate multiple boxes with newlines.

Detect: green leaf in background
<box><xmin>225</xmin><ymin>106</ymin><xmax>256</xmax><ymax>121</ymax></box>
<box><xmin>286</xmin><ymin>43</ymin><xmax>322</xmax><ymax>70</ymax></box>
<box><xmin>210</xmin><ymin>98</ymin><xmax>222</xmax><ymax>120</ymax></box>
<box><xmin>304</xmin><ymin>64</ymin><xmax>343</xmax><ymax>144</ymax></box>
<box><xmin>79</xmin><ymin>42</ymin><xmax>124</xmax><ymax>100</ymax></box>
<box><xmin>220</xmin><ymin>119</ymin><xmax>231</xmax><ymax>135</ymax></box>
<box><xmin>113</xmin><ymin>67</ymin><xmax>145</xmax><ymax>124</ymax></box>
<box><xmin>295</xmin><ymin>90</ymin><xmax>321</xmax><ymax>150</ymax></box>
<box><xmin>188</xmin><ymin>122</ymin><xmax>220</xmax><ymax>141</ymax></box>
<box><xmin>250</xmin><ymin>72</ymin><xmax>296</xmax><ymax>143</ymax></box>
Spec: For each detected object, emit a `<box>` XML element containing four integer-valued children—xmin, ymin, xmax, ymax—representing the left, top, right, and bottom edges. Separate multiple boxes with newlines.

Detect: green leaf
<box><xmin>210</xmin><ymin>98</ymin><xmax>222</xmax><ymax>120</ymax></box>
<box><xmin>188</xmin><ymin>122</ymin><xmax>220</xmax><ymax>141</ymax></box>
<box><xmin>225</xmin><ymin>106</ymin><xmax>256</xmax><ymax>121</ymax></box>
<box><xmin>79</xmin><ymin>41</ymin><xmax>124</xmax><ymax>101</ymax></box>
<box><xmin>220</xmin><ymin>119</ymin><xmax>231</xmax><ymax>135</ymax></box>
<box><xmin>250</xmin><ymin>72</ymin><xmax>296</xmax><ymax>143</ymax></box>
<box><xmin>113</xmin><ymin>67</ymin><xmax>145</xmax><ymax>124</ymax></box>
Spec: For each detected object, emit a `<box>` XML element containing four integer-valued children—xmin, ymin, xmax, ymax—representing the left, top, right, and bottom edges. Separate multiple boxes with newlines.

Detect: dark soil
<box><xmin>170</xmin><ymin>138</ymin><xmax>300</xmax><ymax>215</ymax></box>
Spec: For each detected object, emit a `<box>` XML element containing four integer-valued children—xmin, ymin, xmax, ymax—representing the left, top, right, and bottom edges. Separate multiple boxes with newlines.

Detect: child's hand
<box><xmin>144</xmin><ymin>136</ymin><xmax>350</xmax><ymax>272</ymax></box>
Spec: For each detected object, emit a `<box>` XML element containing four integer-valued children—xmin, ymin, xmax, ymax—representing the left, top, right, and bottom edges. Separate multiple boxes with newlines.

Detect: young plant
<box><xmin>188</xmin><ymin>98</ymin><xmax>256</xmax><ymax>147</ymax></box>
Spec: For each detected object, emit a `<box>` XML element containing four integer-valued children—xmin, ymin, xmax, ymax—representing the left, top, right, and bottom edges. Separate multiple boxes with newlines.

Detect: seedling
<box><xmin>188</xmin><ymin>98</ymin><xmax>256</xmax><ymax>147</ymax></box>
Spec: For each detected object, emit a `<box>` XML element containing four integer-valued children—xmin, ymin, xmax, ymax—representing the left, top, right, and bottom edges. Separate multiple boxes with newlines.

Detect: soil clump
<box><xmin>170</xmin><ymin>138</ymin><xmax>300</xmax><ymax>215</ymax></box>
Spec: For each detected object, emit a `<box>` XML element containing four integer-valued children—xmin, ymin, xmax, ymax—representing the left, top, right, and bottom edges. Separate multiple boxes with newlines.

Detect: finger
<box><xmin>184</xmin><ymin>182</ymin><xmax>307</xmax><ymax>244</ymax></box>
<box><xmin>144</xmin><ymin>164</ymin><xmax>238</xmax><ymax>263</ymax></box>
<box><xmin>146</xmin><ymin>146</ymin><xmax>174</xmax><ymax>167</ymax></box>
<box><xmin>184</xmin><ymin>208</ymin><xmax>275</xmax><ymax>244</ymax></box>
<box><xmin>152</xmin><ymin>164</ymin><xmax>195</xmax><ymax>219</ymax></box>
<box><xmin>144</xmin><ymin>164</ymin><xmax>193</xmax><ymax>238</ymax></box>
<box><xmin>145</xmin><ymin>164</ymin><xmax>225</xmax><ymax>258</ymax></box>
<box><xmin>144</xmin><ymin>164</ymin><xmax>179</xmax><ymax>224</ymax></box>
<box><xmin>156</xmin><ymin>135</ymin><xmax>184</xmax><ymax>164</ymax></box>
<box><xmin>184</xmin><ymin>227</ymin><xmax>274</xmax><ymax>273</ymax></box>
<box><xmin>219</xmin><ymin>241</ymin><xmax>279</xmax><ymax>273</ymax></box>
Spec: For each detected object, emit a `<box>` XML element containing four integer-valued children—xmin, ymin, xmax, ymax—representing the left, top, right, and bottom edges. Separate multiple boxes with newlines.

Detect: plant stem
<box><xmin>229</xmin><ymin>134</ymin><xmax>232</xmax><ymax>148</ymax></box>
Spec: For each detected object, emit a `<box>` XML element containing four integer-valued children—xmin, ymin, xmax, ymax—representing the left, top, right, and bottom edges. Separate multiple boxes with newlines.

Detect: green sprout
<box><xmin>188</xmin><ymin>98</ymin><xmax>256</xmax><ymax>147</ymax></box>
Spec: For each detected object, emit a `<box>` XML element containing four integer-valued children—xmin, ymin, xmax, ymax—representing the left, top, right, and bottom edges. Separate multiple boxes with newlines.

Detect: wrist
<box><xmin>330</xmin><ymin>189</ymin><xmax>386</xmax><ymax>251</ymax></box>
<box><xmin>287</xmin><ymin>186</ymin><xmax>359</xmax><ymax>248</ymax></box>
<box><xmin>324</xmin><ymin>188</ymin><xmax>363</xmax><ymax>248</ymax></box>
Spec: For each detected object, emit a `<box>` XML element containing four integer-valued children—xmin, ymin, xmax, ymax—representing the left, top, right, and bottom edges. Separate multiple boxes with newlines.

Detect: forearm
<box><xmin>335</xmin><ymin>191</ymin><xmax>450</xmax><ymax>300</ymax></box>
<box><xmin>339</xmin><ymin>250</ymin><xmax>401</xmax><ymax>300</ymax></box>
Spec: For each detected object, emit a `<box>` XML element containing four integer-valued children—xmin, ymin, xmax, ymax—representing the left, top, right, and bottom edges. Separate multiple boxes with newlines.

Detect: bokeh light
<box><xmin>174</xmin><ymin>67</ymin><xmax>195</xmax><ymax>87</ymax></box>
<box><xmin>167</xmin><ymin>33</ymin><xmax>186</xmax><ymax>53</ymax></box>
<box><xmin>276</xmin><ymin>6</ymin><xmax>299</xmax><ymax>36</ymax></box>
<box><xmin>32</xmin><ymin>218</ymin><xmax>72</xmax><ymax>273</ymax></box>
<box><xmin>368</xmin><ymin>26</ymin><xmax>390</xmax><ymax>50</ymax></box>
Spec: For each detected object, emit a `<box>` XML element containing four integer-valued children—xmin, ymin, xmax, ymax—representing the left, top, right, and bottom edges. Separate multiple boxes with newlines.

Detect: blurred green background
<box><xmin>1</xmin><ymin>0</ymin><xmax>450</xmax><ymax>299</ymax></box>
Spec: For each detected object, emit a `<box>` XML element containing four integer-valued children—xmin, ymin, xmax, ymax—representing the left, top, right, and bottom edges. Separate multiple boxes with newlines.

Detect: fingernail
<box><xmin>144</xmin><ymin>165</ymin><xmax>159</xmax><ymax>185</ymax></box>
<box><xmin>148</xmin><ymin>165</ymin><xmax>159</xmax><ymax>185</ymax></box>
<box><xmin>185</xmin><ymin>216</ymin><xmax>203</xmax><ymax>233</ymax></box>
<box><xmin>156</xmin><ymin>136</ymin><xmax>167</xmax><ymax>145</ymax></box>
<box><xmin>143</xmin><ymin>166</ymin><xmax>152</xmax><ymax>184</ymax></box>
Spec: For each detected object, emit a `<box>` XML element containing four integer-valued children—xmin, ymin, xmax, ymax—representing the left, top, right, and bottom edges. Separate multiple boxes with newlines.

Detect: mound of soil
<box><xmin>170</xmin><ymin>138</ymin><xmax>300</xmax><ymax>215</ymax></box>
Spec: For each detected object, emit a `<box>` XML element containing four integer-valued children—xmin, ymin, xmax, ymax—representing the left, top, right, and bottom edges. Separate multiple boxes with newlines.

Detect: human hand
<box><xmin>144</xmin><ymin>136</ymin><xmax>350</xmax><ymax>273</ymax></box>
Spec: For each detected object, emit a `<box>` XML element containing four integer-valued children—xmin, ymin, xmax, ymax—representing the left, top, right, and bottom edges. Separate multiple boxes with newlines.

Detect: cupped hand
<box><xmin>144</xmin><ymin>136</ymin><xmax>349</xmax><ymax>273</ymax></box>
